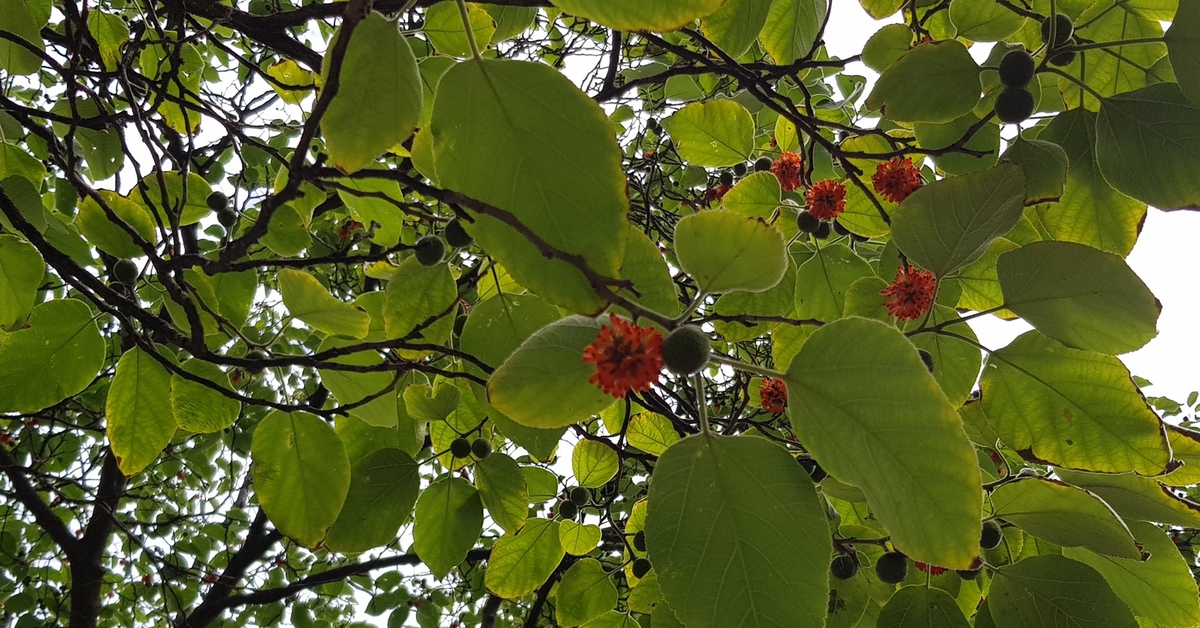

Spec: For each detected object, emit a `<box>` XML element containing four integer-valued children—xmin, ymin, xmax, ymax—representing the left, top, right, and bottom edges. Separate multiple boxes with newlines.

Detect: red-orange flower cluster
<box><xmin>771</xmin><ymin>151</ymin><xmax>804</xmax><ymax>192</ymax></box>
<box><xmin>915</xmin><ymin>562</ymin><xmax>947</xmax><ymax>576</ymax></box>
<box><xmin>881</xmin><ymin>265</ymin><xmax>937</xmax><ymax>321</ymax></box>
<box><xmin>760</xmin><ymin>378</ymin><xmax>788</xmax><ymax>414</ymax></box>
<box><xmin>805</xmin><ymin>180</ymin><xmax>847</xmax><ymax>221</ymax></box>
<box><xmin>872</xmin><ymin>157</ymin><xmax>922</xmax><ymax>203</ymax></box>
<box><xmin>705</xmin><ymin>185</ymin><xmax>731</xmax><ymax>204</ymax></box>
<box><xmin>583</xmin><ymin>314</ymin><xmax>664</xmax><ymax>398</ymax></box>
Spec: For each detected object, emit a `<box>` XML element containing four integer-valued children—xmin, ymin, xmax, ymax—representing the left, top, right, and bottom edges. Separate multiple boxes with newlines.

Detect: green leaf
<box><xmin>75</xmin><ymin>191</ymin><xmax>157</xmax><ymax>259</ymax></box>
<box><xmin>1166</xmin><ymin>0</ymin><xmax>1200</xmax><ymax>108</ymax></box>
<box><xmin>382</xmin><ymin>257</ymin><xmax>455</xmax><ymax>347</ymax></box>
<box><xmin>665</xmin><ymin>100</ymin><xmax>755</xmax><ymax>167</ymax></box>
<box><xmin>793</xmin><ymin>243</ymin><xmax>874</xmax><ymax>322</ymax></box>
<box><xmin>474</xmin><ymin>453</ymin><xmax>528</xmax><ymax>534</ymax></box>
<box><xmin>627</xmin><ymin>413</ymin><xmax>680</xmax><ymax>456</ymax></box>
<box><xmin>412</xmin><ymin>476</ymin><xmax>484</xmax><ymax>579</ymax></box>
<box><xmin>325</xmin><ymin>448</ymin><xmax>420</xmax><ymax>553</ymax></box>
<box><xmin>266</xmin><ymin>59</ymin><xmax>314</xmax><ymax>105</ymax></box>
<box><xmin>990</xmin><ymin>477</ymin><xmax>1141</xmax><ymax>559</ymax></box>
<box><xmin>947</xmin><ymin>0</ymin><xmax>1025</xmax><ymax>41</ymax></box>
<box><xmin>171</xmin><ymin>361</ymin><xmax>240</xmax><ymax>433</ymax></box>
<box><xmin>720</xmin><ymin>171</ymin><xmax>781</xmax><ymax>219</ymax></box>
<box><xmin>1062</xmin><ymin>521</ymin><xmax>1200</xmax><ymax>628</ymax></box>
<box><xmin>106</xmin><ymin>348</ymin><xmax>176</xmax><ymax>476</ymax></box>
<box><xmin>784</xmin><ymin>317</ymin><xmax>982</xmax><ymax>568</ymax></box>
<box><xmin>1095</xmin><ymin>83</ymin><xmax>1200</xmax><ymax>211</ymax></box>
<box><xmin>485</xmin><ymin>5</ymin><xmax>537</xmax><ymax>43</ymax></box>
<box><xmin>485</xmin><ymin>517</ymin><xmax>565</xmax><ymax>598</ymax></box>
<box><xmin>862</xmin><ymin>23</ymin><xmax>913</xmax><ymax>73</ymax></box>
<box><xmin>487</xmin><ymin>316</ymin><xmax>616</xmax><ymax>429</ymax></box>
<box><xmin>87</xmin><ymin>11</ymin><xmax>129</xmax><ymax>72</ymax></box>
<box><xmin>559</xmin><ymin>520</ymin><xmax>603</xmax><ymax>556</ymax></box>
<box><xmin>989</xmin><ymin>555</ymin><xmax>1138</xmax><ymax>628</ymax></box>
<box><xmin>130</xmin><ymin>171</ymin><xmax>213</xmax><ymax>226</ymax></box>
<box><xmin>1001</xmin><ymin>138</ymin><xmax>1069</xmax><ymax>205</ymax></box>
<box><xmin>278</xmin><ymin>268</ymin><xmax>370</xmax><ymax>339</ymax></box>
<box><xmin>1163</xmin><ymin>425</ymin><xmax>1200</xmax><ymax>487</ymax></box>
<box><xmin>320</xmin><ymin>12</ymin><xmax>421</xmax><ymax>173</ymax></box>
<box><xmin>758</xmin><ymin>0</ymin><xmax>827</xmax><ymax>65</ymax></box>
<box><xmin>1055</xmin><ymin>469</ymin><xmax>1200</xmax><ymax>528</ymax></box>
<box><xmin>261</xmin><ymin>204</ymin><xmax>311</xmax><ymax>257</ymax></box>
<box><xmin>876</xmin><ymin>585</ymin><xmax>969</xmax><ymax>628</ymax></box>
<box><xmin>0</xmin><ymin>0</ymin><xmax>46</xmax><ymax>75</ymax></box>
<box><xmin>616</xmin><ymin>226</ymin><xmax>679</xmax><ymax>317</ymax></box>
<box><xmin>424</xmin><ymin>2</ymin><xmax>495</xmax><ymax>57</ymax></box>
<box><xmin>1036</xmin><ymin>109</ymin><xmax>1145</xmax><ymax>257</ymax></box>
<box><xmin>866</xmin><ymin>41</ymin><xmax>981</xmax><ymax>123</ymax></box>
<box><xmin>251</xmin><ymin>411</ymin><xmax>351</xmax><ymax>548</ymax></box>
<box><xmin>955</xmin><ymin>237</ymin><xmax>1019</xmax><ymax>313</ymax></box>
<box><xmin>431</xmin><ymin>60</ymin><xmax>627</xmax><ymax>313</ymax></box>
<box><xmin>674</xmin><ymin>210</ymin><xmax>787</xmax><ymax>294</ymax></box>
<box><xmin>997</xmin><ymin>241</ymin><xmax>1160</xmax><ymax>355</ymax></box>
<box><xmin>907</xmin><ymin>307</ymin><xmax>982</xmax><ymax>406</ymax></box>
<box><xmin>980</xmin><ymin>331</ymin><xmax>1171</xmax><ymax>475</ymax></box>
<box><xmin>700</xmin><ymin>0</ymin><xmax>772</xmax><ymax>58</ymax></box>
<box><xmin>0</xmin><ymin>142</ymin><xmax>45</xmax><ymax>186</ymax></box>
<box><xmin>914</xmin><ymin>113</ymin><xmax>1000</xmax><ymax>176</ymax></box>
<box><xmin>572</xmin><ymin>440</ymin><xmax>619</xmax><ymax>488</ymax></box>
<box><xmin>556</xmin><ymin>558</ymin><xmax>618</xmax><ymax>627</ymax></box>
<box><xmin>1059</xmin><ymin>6</ymin><xmax>1166</xmax><ymax>111</ymax></box>
<box><xmin>402</xmin><ymin>382</ymin><xmax>460</xmax><ymax>423</ymax></box>
<box><xmin>0</xmin><ymin>234</ymin><xmax>43</xmax><ymax>330</ymax></box>
<box><xmin>548</xmin><ymin>0</ymin><xmax>724</xmax><ymax>31</ymax></box>
<box><xmin>890</xmin><ymin>163</ymin><xmax>1025</xmax><ymax>277</ymax></box>
<box><xmin>0</xmin><ymin>299</ymin><xmax>104</xmax><ymax>413</ymax></box>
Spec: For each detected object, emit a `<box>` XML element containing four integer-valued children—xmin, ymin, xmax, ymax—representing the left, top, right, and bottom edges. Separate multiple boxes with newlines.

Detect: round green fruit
<box><xmin>632</xmin><ymin>558</ymin><xmax>652</xmax><ymax>579</ymax></box>
<box><xmin>245</xmin><ymin>349</ymin><xmax>268</xmax><ymax>374</ymax></box>
<box><xmin>217</xmin><ymin>209</ymin><xmax>238</xmax><ymax>228</ymax></box>
<box><xmin>633</xmin><ymin>530</ymin><xmax>647</xmax><ymax>552</ymax></box>
<box><xmin>980</xmin><ymin>520</ymin><xmax>1003</xmax><ymax>549</ymax></box>
<box><xmin>646</xmin><ymin>118</ymin><xmax>659</xmax><ymax>132</ymax></box>
<box><xmin>995</xmin><ymin>87</ymin><xmax>1035</xmax><ymax>124</ymax></box>
<box><xmin>718</xmin><ymin>171</ymin><xmax>734</xmax><ymax>187</ymax></box>
<box><xmin>569</xmin><ymin>486</ymin><xmax>590</xmax><ymax>507</ymax></box>
<box><xmin>662</xmin><ymin>325</ymin><xmax>711</xmax><ymax>376</ymax></box>
<box><xmin>470</xmin><ymin>438</ymin><xmax>492</xmax><ymax>460</ymax></box>
<box><xmin>449</xmin><ymin>437</ymin><xmax>472</xmax><ymax>459</ymax></box>
<box><xmin>414</xmin><ymin>235</ymin><xmax>446</xmax><ymax>266</ymax></box>
<box><xmin>814</xmin><ymin>221</ymin><xmax>832</xmax><ymax>240</ymax></box>
<box><xmin>1048</xmin><ymin>49</ymin><xmax>1076</xmax><ymax>67</ymax></box>
<box><xmin>112</xmin><ymin>259</ymin><xmax>139</xmax><ymax>285</ymax></box>
<box><xmin>733</xmin><ymin>162</ymin><xmax>748</xmax><ymax>177</ymax></box>
<box><xmin>875</xmin><ymin>551</ymin><xmax>908</xmax><ymax>584</ymax></box>
<box><xmin>444</xmin><ymin>219</ymin><xmax>473</xmax><ymax>248</ymax></box>
<box><xmin>1040</xmin><ymin>13</ymin><xmax>1074</xmax><ymax>47</ymax></box>
<box><xmin>206</xmin><ymin>191</ymin><xmax>228</xmax><ymax>212</ymax></box>
<box><xmin>754</xmin><ymin>156</ymin><xmax>773</xmax><ymax>172</ymax></box>
<box><xmin>831</xmin><ymin>554</ymin><xmax>858</xmax><ymax>580</ymax></box>
<box><xmin>796</xmin><ymin>211</ymin><xmax>821</xmax><ymax>234</ymax></box>
<box><xmin>999</xmin><ymin>50</ymin><xmax>1036</xmax><ymax>88</ymax></box>
<box><xmin>558</xmin><ymin>500</ymin><xmax>579</xmax><ymax>521</ymax></box>
<box><xmin>917</xmin><ymin>348</ymin><xmax>935</xmax><ymax>374</ymax></box>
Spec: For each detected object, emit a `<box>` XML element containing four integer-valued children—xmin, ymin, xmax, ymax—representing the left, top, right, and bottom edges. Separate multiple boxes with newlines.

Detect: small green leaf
<box><xmin>947</xmin><ymin>0</ymin><xmax>1025</xmax><ymax>41</ymax></box>
<box><xmin>616</xmin><ymin>226</ymin><xmax>680</xmax><ymax>317</ymax></box>
<box><xmin>700</xmin><ymin>0</ymin><xmax>773</xmax><ymax>58</ymax></box>
<box><xmin>251</xmin><ymin>412</ymin><xmax>351</xmax><ymax>548</ymax></box>
<box><xmin>906</xmin><ymin>307</ymin><xmax>982</xmax><ymax>406</ymax></box>
<box><xmin>862</xmin><ymin>23</ymin><xmax>913</xmax><ymax>73</ymax></box>
<box><xmin>383</xmin><ymin>257</ymin><xmax>457</xmax><ymax>343</ymax></box>
<box><xmin>75</xmin><ymin>191</ymin><xmax>157</xmax><ymax>259</ymax></box>
<box><xmin>548</xmin><ymin>0</ymin><xmax>724</xmax><ymax>31</ymax></box>
<box><xmin>627</xmin><ymin>413</ymin><xmax>680</xmax><ymax>457</ymax></box>
<box><xmin>171</xmin><ymin>360</ymin><xmax>240</xmax><ymax>433</ymax></box>
<box><xmin>87</xmin><ymin>11</ymin><xmax>129</xmax><ymax>72</ymax></box>
<box><xmin>674</xmin><ymin>210</ymin><xmax>787</xmax><ymax>294</ymax></box>
<box><xmin>424</xmin><ymin>1</ymin><xmax>495</xmax><ymax>58</ymax></box>
<box><xmin>266</xmin><ymin>59</ymin><xmax>314</xmax><ymax>105</ymax></box>
<box><xmin>573</xmin><ymin>440</ymin><xmax>620</xmax><ymax>488</ymax></box>
<box><xmin>106</xmin><ymin>348</ymin><xmax>176</xmax><ymax>476</ymax></box>
<box><xmin>320</xmin><ymin>12</ymin><xmax>422</xmax><ymax>173</ymax></box>
<box><xmin>1163</xmin><ymin>425</ymin><xmax>1200</xmax><ymax>487</ymax></box>
<box><xmin>998</xmin><ymin>241</ymin><xmax>1160</xmax><ymax>355</ymax></box>
<box><xmin>876</xmin><ymin>586</ymin><xmax>969</xmax><ymax>628</ymax></box>
<box><xmin>0</xmin><ymin>299</ymin><xmax>104</xmax><ymax>413</ymax></box>
<box><xmin>793</xmin><ymin>243</ymin><xmax>874</xmax><ymax>322</ymax></box>
<box><xmin>402</xmin><ymin>382</ymin><xmax>460</xmax><ymax>423</ymax></box>
<box><xmin>413</xmin><ymin>476</ymin><xmax>484</xmax><ymax>579</ymax></box>
<box><xmin>0</xmin><ymin>0</ymin><xmax>46</xmax><ymax>75</ymax></box>
<box><xmin>866</xmin><ymin>41</ymin><xmax>981</xmax><ymax>123</ymax></box>
<box><xmin>721</xmin><ymin>171</ymin><xmax>781</xmax><ymax>219</ymax></box>
<box><xmin>0</xmin><ymin>234</ymin><xmax>43</xmax><ymax>330</ymax></box>
<box><xmin>1001</xmin><ymin>138</ymin><xmax>1068</xmax><ymax>205</ymax></box>
<box><xmin>556</xmin><ymin>558</ymin><xmax>618</xmax><ymax>627</ymax></box>
<box><xmin>474</xmin><ymin>453</ymin><xmax>528</xmax><ymax>534</ymax></box>
<box><xmin>990</xmin><ymin>477</ymin><xmax>1141</xmax><ymax>559</ymax></box>
<box><xmin>325</xmin><ymin>448</ymin><xmax>420</xmax><ymax>553</ymax></box>
<box><xmin>278</xmin><ymin>268</ymin><xmax>370</xmax><ymax>339</ymax></box>
<box><xmin>485</xmin><ymin>518</ymin><xmax>565</xmax><ymax>598</ymax></box>
<box><xmin>758</xmin><ymin>0</ymin><xmax>827</xmax><ymax>65</ymax></box>
<box><xmin>645</xmin><ymin>435</ymin><xmax>831</xmax><ymax>628</ymax></box>
<box><xmin>130</xmin><ymin>171</ymin><xmax>213</xmax><ymax>226</ymax></box>
<box><xmin>665</xmin><ymin>100</ymin><xmax>755</xmax><ymax>167</ymax></box>
<box><xmin>559</xmin><ymin>520</ymin><xmax>603</xmax><ymax>556</ymax></box>
<box><xmin>989</xmin><ymin>555</ymin><xmax>1138</xmax><ymax>628</ymax></box>
<box><xmin>914</xmin><ymin>113</ymin><xmax>1000</xmax><ymax>175</ymax></box>
<box><xmin>1055</xmin><ymin>469</ymin><xmax>1200</xmax><ymax>528</ymax></box>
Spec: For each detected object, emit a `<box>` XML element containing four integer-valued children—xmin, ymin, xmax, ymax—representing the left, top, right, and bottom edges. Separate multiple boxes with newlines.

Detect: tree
<box><xmin>2</xmin><ymin>0</ymin><xmax>1200</xmax><ymax>626</ymax></box>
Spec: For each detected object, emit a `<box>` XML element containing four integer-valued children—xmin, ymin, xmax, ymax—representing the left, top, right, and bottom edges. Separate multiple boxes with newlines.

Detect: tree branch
<box><xmin>0</xmin><ymin>446</ymin><xmax>81</xmax><ymax>561</ymax></box>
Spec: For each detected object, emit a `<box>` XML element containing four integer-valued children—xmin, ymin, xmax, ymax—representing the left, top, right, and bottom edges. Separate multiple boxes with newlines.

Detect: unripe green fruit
<box><xmin>733</xmin><ymin>163</ymin><xmax>748</xmax><ymax>177</ymax></box>
<box><xmin>558</xmin><ymin>500</ymin><xmax>578</xmax><ymax>521</ymax></box>
<box><xmin>632</xmin><ymin>558</ymin><xmax>652</xmax><ymax>579</ymax></box>
<box><xmin>414</xmin><ymin>235</ymin><xmax>446</xmax><ymax>266</ymax></box>
<box><xmin>1041</xmin><ymin>13</ymin><xmax>1074</xmax><ymax>47</ymax></box>
<box><xmin>875</xmin><ymin>551</ymin><xmax>908</xmax><ymax>584</ymax></box>
<box><xmin>206</xmin><ymin>191</ymin><xmax>229</xmax><ymax>212</ymax></box>
<box><xmin>980</xmin><ymin>520</ymin><xmax>1003</xmax><ymax>549</ymax></box>
<box><xmin>918</xmin><ymin>348</ymin><xmax>935</xmax><ymax>374</ymax></box>
<box><xmin>995</xmin><ymin>87</ymin><xmax>1035</xmax><ymax>124</ymax></box>
<box><xmin>633</xmin><ymin>530</ymin><xmax>647</xmax><ymax>552</ymax></box>
<box><xmin>814</xmin><ymin>221</ymin><xmax>832</xmax><ymax>240</ymax></box>
<box><xmin>1048</xmin><ymin>49</ymin><xmax>1076</xmax><ymax>67</ymax></box>
<box><xmin>444</xmin><ymin>219</ymin><xmax>473</xmax><ymax>248</ymax></box>
<box><xmin>470</xmin><ymin>438</ymin><xmax>492</xmax><ymax>460</ymax></box>
<box><xmin>796</xmin><ymin>211</ymin><xmax>821</xmax><ymax>234</ymax></box>
<box><xmin>647</xmin><ymin>118</ymin><xmax>659</xmax><ymax>131</ymax></box>
<box><xmin>245</xmin><ymin>349</ymin><xmax>268</xmax><ymax>374</ymax></box>
<box><xmin>718</xmin><ymin>171</ymin><xmax>734</xmax><ymax>187</ymax></box>
<box><xmin>217</xmin><ymin>209</ymin><xmax>238</xmax><ymax>228</ymax></box>
<box><xmin>112</xmin><ymin>259</ymin><xmax>138</xmax><ymax>285</ymax></box>
<box><xmin>999</xmin><ymin>50</ymin><xmax>1036</xmax><ymax>88</ymax></box>
<box><xmin>831</xmin><ymin>554</ymin><xmax>858</xmax><ymax>580</ymax></box>
<box><xmin>569</xmin><ymin>486</ymin><xmax>590</xmax><ymax>507</ymax></box>
<box><xmin>957</xmin><ymin>567</ymin><xmax>983</xmax><ymax>580</ymax></box>
<box><xmin>662</xmin><ymin>325</ymin><xmax>711</xmax><ymax>376</ymax></box>
<box><xmin>754</xmin><ymin>157</ymin><xmax>773</xmax><ymax>172</ymax></box>
<box><xmin>449</xmin><ymin>437</ymin><xmax>472</xmax><ymax>459</ymax></box>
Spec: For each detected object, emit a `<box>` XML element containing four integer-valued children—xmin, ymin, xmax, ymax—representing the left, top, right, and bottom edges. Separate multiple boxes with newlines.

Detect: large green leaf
<box><xmin>793</xmin><ymin>243</ymin><xmax>873</xmax><ymax>322</ymax></box>
<box><xmin>430</xmin><ymin>58</ymin><xmax>628</xmax><ymax>314</ymax></box>
<box><xmin>876</xmin><ymin>586</ymin><xmax>969</xmax><ymax>628</ymax></box>
<box><xmin>278</xmin><ymin>268</ymin><xmax>370</xmax><ymax>339</ymax></box>
<box><xmin>989</xmin><ymin>555</ymin><xmax>1138</xmax><ymax>628</ymax></box>
<box><xmin>171</xmin><ymin>360</ymin><xmax>240</xmax><ymax>433</ymax></box>
<box><xmin>997</xmin><ymin>241</ymin><xmax>1160</xmax><ymax>355</ymax></box>
<box><xmin>75</xmin><ymin>191</ymin><xmax>157</xmax><ymax>259</ymax></box>
<box><xmin>412</xmin><ymin>476</ymin><xmax>484</xmax><ymax>579</ymax></box>
<box><xmin>674</xmin><ymin>210</ymin><xmax>787</xmax><ymax>294</ymax></box>
<box><xmin>325</xmin><ymin>448</ymin><xmax>420</xmax><ymax>553</ymax></box>
<box><xmin>758</xmin><ymin>0</ymin><xmax>827</xmax><ymax>65</ymax></box>
<box><xmin>0</xmin><ymin>0</ymin><xmax>46</xmax><ymax>74</ymax></box>
<box><xmin>866</xmin><ymin>40</ymin><xmax>981</xmax><ymax>123</ymax></box>
<box><xmin>1165</xmin><ymin>0</ymin><xmax>1200</xmax><ymax>108</ymax></box>
<box><xmin>989</xmin><ymin>477</ymin><xmax>1141</xmax><ymax>559</ymax></box>
<box><xmin>980</xmin><ymin>331</ymin><xmax>1171</xmax><ymax>475</ymax></box>
<box><xmin>251</xmin><ymin>412</ymin><xmax>351</xmax><ymax>548</ymax></box>
<box><xmin>784</xmin><ymin>317</ymin><xmax>982</xmax><ymax>568</ymax></box>
<box><xmin>1095</xmin><ymin>83</ymin><xmax>1200</xmax><ymax>211</ymax></box>
<box><xmin>1063</xmin><ymin>521</ymin><xmax>1200</xmax><ymax>628</ymax></box>
<box><xmin>572</xmin><ymin>440</ymin><xmax>619</xmax><ymax>489</ymax></box>
<box><xmin>0</xmin><ymin>234</ymin><xmax>42</xmax><ymax>330</ymax></box>
<box><xmin>473</xmin><ymin>452</ymin><xmax>528</xmax><ymax>534</ymax></box>
<box><xmin>1001</xmin><ymin>138</ymin><xmax>1069</xmax><ymax>205</ymax></box>
<box><xmin>720</xmin><ymin>171</ymin><xmax>781</xmax><ymax>219</ymax></box>
<box><xmin>1055</xmin><ymin>469</ymin><xmax>1200</xmax><ymax>528</ymax></box>
<box><xmin>1059</xmin><ymin>5</ymin><xmax>1166</xmax><ymax>111</ymax></box>
<box><xmin>616</xmin><ymin>226</ymin><xmax>679</xmax><ymax>317</ymax></box>
<box><xmin>889</xmin><ymin>163</ymin><xmax>1025</xmax><ymax>277</ymax></box>
<box><xmin>700</xmin><ymin>0</ymin><xmax>772</xmax><ymax>58</ymax></box>
<box><xmin>556</xmin><ymin>558</ymin><xmax>618</xmax><ymax>627</ymax></box>
<box><xmin>644</xmin><ymin>435</ymin><xmax>831</xmax><ymax>628</ymax></box>
<box><xmin>665</xmin><ymin>100</ymin><xmax>755</xmax><ymax>167</ymax></box>
<box><xmin>487</xmin><ymin>316</ymin><xmax>617</xmax><ymax>429</ymax></box>
<box><xmin>485</xmin><ymin>517</ymin><xmax>565</xmax><ymax>598</ymax></box>
<box><xmin>383</xmin><ymin>257</ymin><xmax>456</xmax><ymax>342</ymax></box>
<box><xmin>320</xmin><ymin>12</ymin><xmax>421</xmax><ymax>173</ymax></box>
<box><xmin>548</xmin><ymin>0</ymin><xmax>724</xmax><ymax>31</ymax></box>
<box><xmin>947</xmin><ymin>0</ymin><xmax>1024</xmax><ymax>41</ymax></box>
<box><xmin>106</xmin><ymin>348</ymin><xmax>176</xmax><ymax>476</ymax></box>
<box><xmin>0</xmin><ymin>299</ymin><xmax>104</xmax><ymax>413</ymax></box>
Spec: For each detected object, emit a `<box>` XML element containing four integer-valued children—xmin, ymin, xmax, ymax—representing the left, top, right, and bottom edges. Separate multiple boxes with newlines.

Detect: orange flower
<box><xmin>771</xmin><ymin>151</ymin><xmax>804</xmax><ymax>192</ymax></box>
<box><xmin>881</xmin><ymin>265</ymin><xmax>937</xmax><ymax>321</ymax></box>
<box><xmin>872</xmin><ymin>157</ymin><xmax>922</xmax><ymax>203</ymax></box>
<box><xmin>705</xmin><ymin>185</ymin><xmax>731</xmax><ymax>204</ymax></box>
<box><xmin>915</xmin><ymin>562</ymin><xmax>947</xmax><ymax>576</ymax></box>
<box><xmin>760</xmin><ymin>378</ymin><xmax>788</xmax><ymax>414</ymax></box>
<box><xmin>583</xmin><ymin>314</ymin><xmax>664</xmax><ymax>398</ymax></box>
<box><xmin>805</xmin><ymin>180</ymin><xmax>847</xmax><ymax>221</ymax></box>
